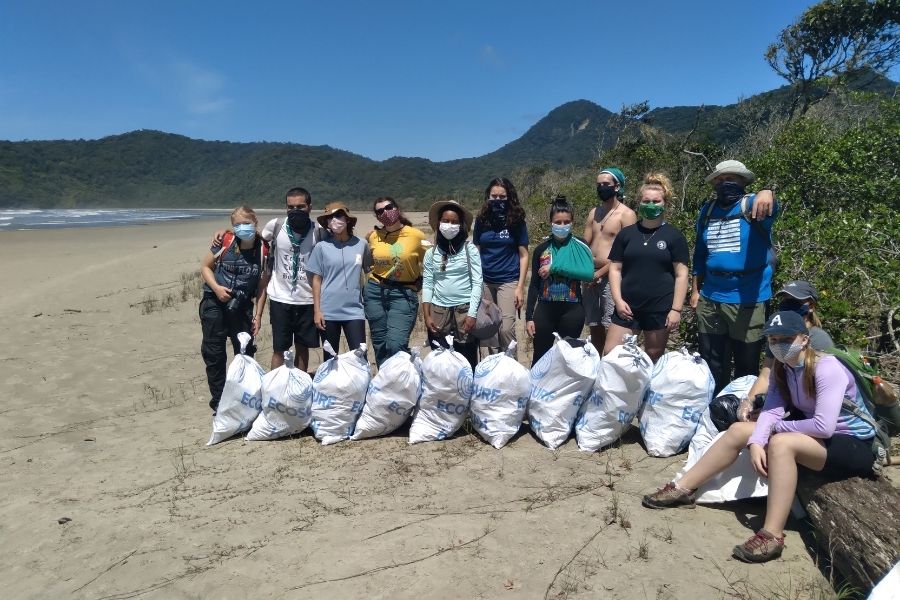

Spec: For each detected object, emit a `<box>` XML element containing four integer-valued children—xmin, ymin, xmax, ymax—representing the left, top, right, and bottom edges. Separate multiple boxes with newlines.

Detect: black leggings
<box><xmin>531</xmin><ymin>301</ymin><xmax>585</xmax><ymax>366</ymax></box>
<box><xmin>199</xmin><ymin>295</ymin><xmax>255</xmax><ymax>412</ymax></box>
<box><xmin>321</xmin><ymin>319</ymin><xmax>367</xmax><ymax>361</ymax></box>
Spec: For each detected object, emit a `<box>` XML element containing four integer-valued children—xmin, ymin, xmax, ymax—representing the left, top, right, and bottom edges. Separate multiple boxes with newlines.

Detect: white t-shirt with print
<box><xmin>261</xmin><ymin>218</ymin><xmax>320</xmax><ymax>305</ymax></box>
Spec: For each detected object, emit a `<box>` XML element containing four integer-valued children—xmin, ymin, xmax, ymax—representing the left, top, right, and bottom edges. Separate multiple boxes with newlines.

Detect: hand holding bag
<box><xmin>464</xmin><ymin>244</ymin><xmax>502</xmax><ymax>340</ymax></box>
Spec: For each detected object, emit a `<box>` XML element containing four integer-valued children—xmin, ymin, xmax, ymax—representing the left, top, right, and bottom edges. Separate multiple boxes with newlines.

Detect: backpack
<box><xmin>214</xmin><ymin>231</ymin><xmax>268</xmax><ymax>268</ymax></box>
<box><xmin>267</xmin><ymin>218</ymin><xmax>322</xmax><ymax>274</ymax></box>
<box><xmin>698</xmin><ymin>194</ymin><xmax>777</xmax><ymax>270</ymax></box>
<box><xmin>825</xmin><ymin>347</ymin><xmax>898</xmax><ymax>474</ymax></box>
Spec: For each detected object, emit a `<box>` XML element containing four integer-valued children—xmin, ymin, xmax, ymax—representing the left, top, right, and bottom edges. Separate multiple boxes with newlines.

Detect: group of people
<box><xmin>197</xmin><ymin>161</ymin><xmax>880</xmax><ymax>565</ymax></box>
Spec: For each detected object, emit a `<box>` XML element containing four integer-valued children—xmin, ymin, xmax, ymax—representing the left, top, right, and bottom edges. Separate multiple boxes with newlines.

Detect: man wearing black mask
<box><xmin>256</xmin><ymin>187</ymin><xmax>322</xmax><ymax>371</ymax></box>
<box><xmin>691</xmin><ymin>160</ymin><xmax>776</xmax><ymax>393</ymax></box>
<box><xmin>583</xmin><ymin>167</ymin><xmax>636</xmax><ymax>355</ymax></box>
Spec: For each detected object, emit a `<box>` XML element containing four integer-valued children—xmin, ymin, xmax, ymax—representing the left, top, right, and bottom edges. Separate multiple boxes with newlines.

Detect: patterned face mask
<box><xmin>770</xmin><ymin>340</ymin><xmax>804</xmax><ymax>364</ymax></box>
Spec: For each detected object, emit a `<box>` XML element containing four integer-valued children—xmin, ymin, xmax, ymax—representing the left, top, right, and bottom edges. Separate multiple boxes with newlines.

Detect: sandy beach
<box><xmin>1</xmin><ymin>213</ymin><xmax>841</xmax><ymax>599</ymax></box>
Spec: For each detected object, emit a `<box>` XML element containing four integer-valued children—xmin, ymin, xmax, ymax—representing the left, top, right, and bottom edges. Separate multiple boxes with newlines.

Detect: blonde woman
<box><xmin>643</xmin><ymin>311</ymin><xmax>877</xmax><ymax>563</ymax></box>
<box><xmin>603</xmin><ymin>173</ymin><xmax>689</xmax><ymax>361</ymax></box>
<box><xmin>199</xmin><ymin>206</ymin><xmax>267</xmax><ymax>413</ymax></box>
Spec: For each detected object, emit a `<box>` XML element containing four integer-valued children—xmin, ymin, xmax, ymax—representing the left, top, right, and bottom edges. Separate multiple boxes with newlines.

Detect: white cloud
<box><xmin>171</xmin><ymin>60</ymin><xmax>233</xmax><ymax>115</ymax></box>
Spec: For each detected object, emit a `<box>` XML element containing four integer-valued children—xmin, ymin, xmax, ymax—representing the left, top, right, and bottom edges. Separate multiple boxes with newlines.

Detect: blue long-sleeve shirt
<box><xmin>422</xmin><ymin>241</ymin><xmax>483</xmax><ymax>318</ymax></box>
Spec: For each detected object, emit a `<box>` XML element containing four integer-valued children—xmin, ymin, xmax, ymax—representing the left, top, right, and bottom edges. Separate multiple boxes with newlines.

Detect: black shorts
<box><xmin>610</xmin><ymin>309</ymin><xmax>668</xmax><ymax>332</ymax></box>
<box><xmin>820</xmin><ymin>434</ymin><xmax>875</xmax><ymax>478</ymax></box>
<box><xmin>269</xmin><ymin>300</ymin><xmax>320</xmax><ymax>352</ymax></box>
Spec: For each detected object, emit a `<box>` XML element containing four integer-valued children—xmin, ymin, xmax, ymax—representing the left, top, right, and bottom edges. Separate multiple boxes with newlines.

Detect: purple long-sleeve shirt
<box><xmin>748</xmin><ymin>354</ymin><xmax>875</xmax><ymax>447</ymax></box>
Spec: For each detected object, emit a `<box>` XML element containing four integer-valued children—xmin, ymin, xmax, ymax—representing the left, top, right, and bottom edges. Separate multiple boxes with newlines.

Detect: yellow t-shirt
<box><xmin>367</xmin><ymin>225</ymin><xmax>427</xmax><ymax>287</ymax></box>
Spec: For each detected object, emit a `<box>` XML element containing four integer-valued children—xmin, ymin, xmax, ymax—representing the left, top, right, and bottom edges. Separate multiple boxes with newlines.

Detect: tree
<box><xmin>765</xmin><ymin>0</ymin><xmax>900</xmax><ymax>116</ymax></box>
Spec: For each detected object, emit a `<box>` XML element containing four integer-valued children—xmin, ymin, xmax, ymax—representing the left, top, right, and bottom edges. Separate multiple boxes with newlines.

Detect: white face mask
<box><xmin>328</xmin><ymin>216</ymin><xmax>347</xmax><ymax>234</ymax></box>
<box><xmin>439</xmin><ymin>222</ymin><xmax>460</xmax><ymax>239</ymax></box>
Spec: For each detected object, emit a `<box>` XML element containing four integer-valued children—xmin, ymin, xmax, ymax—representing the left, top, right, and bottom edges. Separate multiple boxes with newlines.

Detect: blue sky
<box><xmin>1</xmin><ymin>0</ymin><xmax>890</xmax><ymax>161</ymax></box>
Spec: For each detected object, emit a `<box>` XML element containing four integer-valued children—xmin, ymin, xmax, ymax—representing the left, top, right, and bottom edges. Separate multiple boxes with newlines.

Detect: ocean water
<box><xmin>0</xmin><ymin>208</ymin><xmax>231</xmax><ymax>231</ymax></box>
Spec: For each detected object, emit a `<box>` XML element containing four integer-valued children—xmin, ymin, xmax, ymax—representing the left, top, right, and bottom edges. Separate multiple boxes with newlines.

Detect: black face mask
<box><xmin>287</xmin><ymin>210</ymin><xmax>310</xmax><ymax>231</ymax></box>
<box><xmin>779</xmin><ymin>298</ymin><xmax>810</xmax><ymax>317</ymax></box>
<box><xmin>597</xmin><ymin>184</ymin><xmax>616</xmax><ymax>201</ymax></box>
<box><xmin>714</xmin><ymin>181</ymin><xmax>745</xmax><ymax>206</ymax></box>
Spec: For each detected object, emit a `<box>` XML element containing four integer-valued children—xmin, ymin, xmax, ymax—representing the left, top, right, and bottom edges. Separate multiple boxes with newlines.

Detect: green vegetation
<box><xmin>0</xmin><ymin>101</ymin><xmax>617</xmax><ymax>211</ymax></box>
<box><xmin>513</xmin><ymin>0</ymin><xmax>900</xmax><ymax>370</ymax></box>
<box><xmin>765</xmin><ymin>0</ymin><xmax>899</xmax><ymax>115</ymax></box>
<box><xmin>4</xmin><ymin>75</ymin><xmax>893</xmax><ymax>211</ymax></box>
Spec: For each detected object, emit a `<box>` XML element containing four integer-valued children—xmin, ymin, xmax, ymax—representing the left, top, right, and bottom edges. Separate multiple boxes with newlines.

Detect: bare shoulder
<box><xmin>606</xmin><ymin>205</ymin><xmax>637</xmax><ymax>232</ymax></box>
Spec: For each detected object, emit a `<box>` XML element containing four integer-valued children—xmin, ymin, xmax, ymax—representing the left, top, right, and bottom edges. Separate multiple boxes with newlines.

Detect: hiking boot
<box><xmin>641</xmin><ymin>482</ymin><xmax>696</xmax><ymax>509</ymax></box>
<box><xmin>732</xmin><ymin>530</ymin><xmax>785</xmax><ymax>563</ymax></box>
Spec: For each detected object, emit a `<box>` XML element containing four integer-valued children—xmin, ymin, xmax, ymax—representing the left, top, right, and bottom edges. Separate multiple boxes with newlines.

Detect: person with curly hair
<box><xmin>472</xmin><ymin>177</ymin><xmax>529</xmax><ymax>358</ymax></box>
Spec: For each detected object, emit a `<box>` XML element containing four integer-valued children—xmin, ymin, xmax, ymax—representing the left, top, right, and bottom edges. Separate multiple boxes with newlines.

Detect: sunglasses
<box><xmin>374</xmin><ymin>203</ymin><xmax>396</xmax><ymax>216</ymax></box>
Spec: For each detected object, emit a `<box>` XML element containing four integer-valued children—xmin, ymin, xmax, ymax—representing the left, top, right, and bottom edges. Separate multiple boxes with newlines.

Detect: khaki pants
<box><xmin>428</xmin><ymin>304</ymin><xmax>478</xmax><ymax>368</ymax></box>
<box><xmin>479</xmin><ymin>281</ymin><xmax>518</xmax><ymax>356</ymax></box>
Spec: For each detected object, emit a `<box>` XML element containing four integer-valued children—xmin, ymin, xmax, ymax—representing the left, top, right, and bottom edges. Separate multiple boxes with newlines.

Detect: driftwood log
<box><xmin>796</xmin><ymin>473</ymin><xmax>900</xmax><ymax>592</ymax></box>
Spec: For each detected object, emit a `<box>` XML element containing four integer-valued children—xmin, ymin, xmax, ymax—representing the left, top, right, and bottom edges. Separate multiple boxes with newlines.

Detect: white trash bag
<box><xmin>576</xmin><ymin>335</ymin><xmax>652</xmax><ymax>452</ymax></box>
<box><xmin>409</xmin><ymin>337</ymin><xmax>473</xmax><ymax>444</ymax></box>
<box><xmin>528</xmin><ymin>334</ymin><xmax>600</xmax><ymax>449</ymax></box>
<box><xmin>310</xmin><ymin>342</ymin><xmax>370</xmax><ymax>445</ymax></box>
<box><xmin>639</xmin><ymin>348</ymin><xmax>715</xmax><ymax>457</ymax></box>
<box><xmin>679</xmin><ymin>375</ymin><xmax>767</xmax><ymax>504</ymax></box>
<box><xmin>208</xmin><ymin>332</ymin><xmax>266</xmax><ymax>446</ymax></box>
<box><xmin>246</xmin><ymin>350</ymin><xmax>314</xmax><ymax>441</ymax></box>
<box><xmin>470</xmin><ymin>341</ymin><xmax>530</xmax><ymax>449</ymax></box>
<box><xmin>351</xmin><ymin>349</ymin><xmax>422</xmax><ymax>440</ymax></box>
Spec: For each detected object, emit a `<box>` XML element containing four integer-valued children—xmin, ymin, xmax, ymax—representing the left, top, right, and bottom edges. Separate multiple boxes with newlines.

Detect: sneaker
<box><xmin>641</xmin><ymin>482</ymin><xmax>697</xmax><ymax>509</ymax></box>
<box><xmin>732</xmin><ymin>530</ymin><xmax>785</xmax><ymax>563</ymax></box>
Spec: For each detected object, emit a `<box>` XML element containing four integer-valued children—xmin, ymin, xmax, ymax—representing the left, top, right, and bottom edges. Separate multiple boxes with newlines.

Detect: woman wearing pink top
<box><xmin>641</xmin><ymin>310</ymin><xmax>877</xmax><ymax>563</ymax></box>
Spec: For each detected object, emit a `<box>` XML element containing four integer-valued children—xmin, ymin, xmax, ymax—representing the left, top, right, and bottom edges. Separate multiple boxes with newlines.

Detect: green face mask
<box><xmin>639</xmin><ymin>202</ymin><xmax>665</xmax><ymax>220</ymax></box>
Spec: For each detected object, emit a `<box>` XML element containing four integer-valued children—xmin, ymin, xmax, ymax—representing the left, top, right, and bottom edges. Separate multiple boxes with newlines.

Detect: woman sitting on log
<box><xmin>642</xmin><ymin>310</ymin><xmax>878</xmax><ymax>563</ymax></box>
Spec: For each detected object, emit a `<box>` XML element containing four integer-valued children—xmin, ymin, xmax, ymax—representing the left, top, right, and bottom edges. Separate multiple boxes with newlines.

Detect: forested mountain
<box><xmin>0</xmin><ymin>74</ymin><xmax>893</xmax><ymax>209</ymax></box>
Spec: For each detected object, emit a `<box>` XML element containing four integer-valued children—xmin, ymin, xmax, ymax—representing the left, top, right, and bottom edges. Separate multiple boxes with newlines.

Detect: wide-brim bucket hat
<box><xmin>428</xmin><ymin>200</ymin><xmax>473</xmax><ymax>232</ymax></box>
<box><xmin>317</xmin><ymin>202</ymin><xmax>358</xmax><ymax>228</ymax></box>
<box><xmin>705</xmin><ymin>160</ymin><xmax>756</xmax><ymax>184</ymax></box>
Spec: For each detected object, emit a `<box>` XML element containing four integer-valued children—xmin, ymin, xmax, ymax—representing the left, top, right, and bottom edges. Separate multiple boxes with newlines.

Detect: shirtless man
<box><xmin>583</xmin><ymin>167</ymin><xmax>637</xmax><ymax>355</ymax></box>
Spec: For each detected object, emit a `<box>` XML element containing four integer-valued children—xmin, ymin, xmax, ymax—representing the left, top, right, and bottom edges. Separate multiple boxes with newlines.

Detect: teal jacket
<box><xmin>422</xmin><ymin>241</ymin><xmax>483</xmax><ymax>318</ymax></box>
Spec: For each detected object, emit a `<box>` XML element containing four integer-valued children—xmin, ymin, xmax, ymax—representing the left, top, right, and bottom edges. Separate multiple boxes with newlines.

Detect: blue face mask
<box><xmin>233</xmin><ymin>223</ymin><xmax>256</xmax><ymax>241</ymax></box>
<box><xmin>551</xmin><ymin>223</ymin><xmax>572</xmax><ymax>239</ymax></box>
<box><xmin>489</xmin><ymin>200</ymin><xmax>508</xmax><ymax>220</ymax></box>
<box><xmin>714</xmin><ymin>181</ymin><xmax>745</xmax><ymax>206</ymax></box>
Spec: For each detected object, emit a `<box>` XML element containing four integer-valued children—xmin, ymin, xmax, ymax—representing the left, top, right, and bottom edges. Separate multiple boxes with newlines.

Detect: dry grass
<box><xmin>137</xmin><ymin>270</ymin><xmax>203</xmax><ymax>315</ymax></box>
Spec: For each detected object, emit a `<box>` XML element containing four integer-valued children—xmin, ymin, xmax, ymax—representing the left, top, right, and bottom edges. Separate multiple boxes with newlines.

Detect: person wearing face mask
<box><xmin>643</xmin><ymin>310</ymin><xmax>877</xmax><ymax>564</ymax></box>
<box><xmin>525</xmin><ymin>197</ymin><xmax>595</xmax><ymax>366</ymax></box>
<box><xmin>255</xmin><ymin>187</ymin><xmax>324</xmax><ymax>372</ymax></box>
<box><xmin>365</xmin><ymin>197</ymin><xmax>427</xmax><ymax>367</ymax></box>
<box><xmin>306</xmin><ymin>203</ymin><xmax>372</xmax><ymax>361</ymax></box>
<box><xmin>472</xmin><ymin>177</ymin><xmax>530</xmax><ymax>358</ymax></box>
<box><xmin>422</xmin><ymin>200</ymin><xmax>483</xmax><ymax>369</ymax></box>
<box><xmin>691</xmin><ymin>160</ymin><xmax>778</xmax><ymax>393</ymax></box>
<box><xmin>737</xmin><ymin>280</ymin><xmax>834</xmax><ymax>421</ymax></box>
<box><xmin>604</xmin><ymin>173</ymin><xmax>690</xmax><ymax>362</ymax></box>
<box><xmin>199</xmin><ymin>206</ymin><xmax>267</xmax><ymax>413</ymax></box>
<box><xmin>583</xmin><ymin>167</ymin><xmax>638</xmax><ymax>356</ymax></box>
